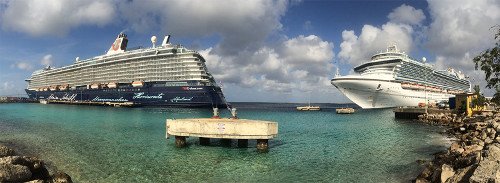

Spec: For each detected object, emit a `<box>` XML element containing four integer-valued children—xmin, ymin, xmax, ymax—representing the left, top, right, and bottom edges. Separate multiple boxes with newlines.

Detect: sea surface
<box><xmin>0</xmin><ymin>103</ymin><xmax>450</xmax><ymax>182</ymax></box>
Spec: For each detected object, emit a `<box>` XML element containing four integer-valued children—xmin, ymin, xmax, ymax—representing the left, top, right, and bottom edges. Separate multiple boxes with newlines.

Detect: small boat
<box><xmin>297</xmin><ymin>105</ymin><xmax>321</xmax><ymax>111</ymax></box>
<box><xmin>336</xmin><ymin>107</ymin><xmax>355</xmax><ymax>114</ymax></box>
<box><xmin>39</xmin><ymin>99</ymin><xmax>49</xmax><ymax>104</ymax></box>
<box><xmin>107</xmin><ymin>82</ymin><xmax>117</xmax><ymax>89</ymax></box>
<box><xmin>132</xmin><ymin>81</ymin><xmax>144</xmax><ymax>88</ymax></box>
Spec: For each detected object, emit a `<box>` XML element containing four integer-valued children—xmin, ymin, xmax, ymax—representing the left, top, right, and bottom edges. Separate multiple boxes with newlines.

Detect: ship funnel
<box><xmin>151</xmin><ymin>36</ymin><xmax>157</xmax><ymax>48</ymax></box>
<box><xmin>106</xmin><ymin>33</ymin><xmax>128</xmax><ymax>55</ymax></box>
<box><xmin>161</xmin><ymin>35</ymin><xmax>171</xmax><ymax>46</ymax></box>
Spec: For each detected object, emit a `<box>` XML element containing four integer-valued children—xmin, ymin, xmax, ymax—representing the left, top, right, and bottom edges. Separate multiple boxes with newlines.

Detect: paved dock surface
<box><xmin>166</xmin><ymin>118</ymin><xmax>278</xmax><ymax>139</ymax></box>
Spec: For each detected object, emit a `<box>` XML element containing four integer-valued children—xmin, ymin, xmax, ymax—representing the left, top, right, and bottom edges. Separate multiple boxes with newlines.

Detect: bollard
<box><xmin>231</xmin><ymin>108</ymin><xmax>238</xmax><ymax>119</ymax></box>
<box><xmin>212</xmin><ymin>108</ymin><xmax>220</xmax><ymax>118</ymax></box>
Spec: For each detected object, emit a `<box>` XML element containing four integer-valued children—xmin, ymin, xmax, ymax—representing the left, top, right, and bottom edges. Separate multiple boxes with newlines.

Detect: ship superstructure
<box><xmin>331</xmin><ymin>45</ymin><xmax>471</xmax><ymax>109</ymax></box>
<box><xmin>25</xmin><ymin>33</ymin><xmax>226</xmax><ymax>107</ymax></box>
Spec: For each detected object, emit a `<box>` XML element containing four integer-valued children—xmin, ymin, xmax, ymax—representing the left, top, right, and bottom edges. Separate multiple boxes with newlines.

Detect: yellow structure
<box><xmin>454</xmin><ymin>93</ymin><xmax>486</xmax><ymax>117</ymax></box>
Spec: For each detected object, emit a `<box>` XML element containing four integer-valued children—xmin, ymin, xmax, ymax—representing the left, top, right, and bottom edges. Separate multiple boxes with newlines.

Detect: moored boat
<box><xmin>331</xmin><ymin>45</ymin><xmax>471</xmax><ymax>109</ymax></box>
<box><xmin>296</xmin><ymin>105</ymin><xmax>321</xmax><ymax>111</ymax></box>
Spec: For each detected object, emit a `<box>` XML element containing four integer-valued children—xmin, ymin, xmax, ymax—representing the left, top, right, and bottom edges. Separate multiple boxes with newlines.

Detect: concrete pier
<box><xmin>393</xmin><ymin>107</ymin><xmax>452</xmax><ymax>119</ymax></box>
<box><xmin>166</xmin><ymin>118</ymin><xmax>278</xmax><ymax>151</ymax></box>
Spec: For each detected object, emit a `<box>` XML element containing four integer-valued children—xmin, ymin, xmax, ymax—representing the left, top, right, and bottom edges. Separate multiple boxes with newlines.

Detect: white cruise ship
<box><xmin>331</xmin><ymin>45</ymin><xmax>471</xmax><ymax>109</ymax></box>
<box><xmin>25</xmin><ymin>33</ymin><xmax>226</xmax><ymax>107</ymax></box>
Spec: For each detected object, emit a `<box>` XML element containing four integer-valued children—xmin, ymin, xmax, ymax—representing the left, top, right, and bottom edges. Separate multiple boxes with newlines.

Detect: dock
<box><xmin>39</xmin><ymin>99</ymin><xmax>136</xmax><ymax>107</ymax></box>
<box><xmin>393</xmin><ymin>107</ymin><xmax>452</xmax><ymax>119</ymax></box>
<box><xmin>166</xmin><ymin>118</ymin><xmax>278</xmax><ymax>151</ymax></box>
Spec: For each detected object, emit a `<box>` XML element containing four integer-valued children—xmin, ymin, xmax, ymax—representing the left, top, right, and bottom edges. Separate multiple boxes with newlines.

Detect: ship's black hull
<box><xmin>25</xmin><ymin>85</ymin><xmax>227</xmax><ymax>107</ymax></box>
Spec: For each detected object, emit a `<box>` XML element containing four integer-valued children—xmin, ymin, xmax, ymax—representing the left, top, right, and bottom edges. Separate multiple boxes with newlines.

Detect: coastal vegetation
<box><xmin>473</xmin><ymin>26</ymin><xmax>500</xmax><ymax>104</ymax></box>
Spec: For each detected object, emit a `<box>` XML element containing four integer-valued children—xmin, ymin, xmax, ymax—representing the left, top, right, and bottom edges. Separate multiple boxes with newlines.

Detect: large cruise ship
<box><xmin>25</xmin><ymin>33</ymin><xmax>227</xmax><ymax>107</ymax></box>
<box><xmin>331</xmin><ymin>45</ymin><xmax>471</xmax><ymax>109</ymax></box>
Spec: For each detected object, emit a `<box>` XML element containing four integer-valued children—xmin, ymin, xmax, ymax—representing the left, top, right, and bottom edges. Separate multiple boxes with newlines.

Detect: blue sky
<box><xmin>0</xmin><ymin>0</ymin><xmax>499</xmax><ymax>103</ymax></box>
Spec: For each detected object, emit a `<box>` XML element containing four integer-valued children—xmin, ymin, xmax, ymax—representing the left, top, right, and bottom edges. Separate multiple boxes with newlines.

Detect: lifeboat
<box><xmin>58</xmin><ymin>84</ymin><xmax>69</xmax><ymax>91</ymax></box>
<box><xmin>132</xmin><ymin>81</ymin><xmax>144</xmax><ymax>88</ymax></box>
<box><xmin>401</xmin><ymin>82</ymin><xmax>411</xmax><ymax>89</ymax></box>
<box><xmin>43</xmin><ymin>87</ymin><xmax>48</xmax><ymax>91</ymax></box>
<box><xmin>49</xmin><ymin>86</ymin><xmax>58</xmax><ymax>91</ymax></box>
<box><xmin>107</xmin><ymin>82</ymin><xmax>117</xmax><ymax>89</ymax></box>
<box><xmin>409</xmin><ymin>83</ymin><xmax>419</xmax><ymax>89</ymax></box>
<box><xmin>91</xmin><ymin>83</ymin><xmax>100</xmax><ymax>89</ymax></box>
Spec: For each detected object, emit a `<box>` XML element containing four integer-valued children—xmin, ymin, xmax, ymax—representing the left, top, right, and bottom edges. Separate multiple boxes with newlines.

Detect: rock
<box><xmin>480</xmin><ymin>131</ymin><xmax>488</xmax><ymax>140</ymax></box>
<box><xmin>415</xmin><ymin>177</ymin><xmax>430</xmax><ymax>183</ymax></box>
<box><xmin>455</xmin><ymin>152</ymin><xmax>481</xmax><ymax>169</ymax></box>
<box><xmin>450</xmin><ymin>142</ymin><xmax>465</xmax><ymax>154</ymax></box>
<box><xmin>419</xmin><ymin>164</ymin><xmax>434</xmax><ymax>179</ymax></box>
<box><xmin>445</xmin><ymin>165</ymin><xmax>477</xmax><ymax>183</ymax></box>
<box><xmin>485</xmin><ymin>137</ymin><xmax>494</xmax><ymax>145</ymax></box>
<box><xmin>52</xmin><ymin>172</ymin><xmax>73</xmax><ymax>183</ymax></box>
<box><xmin>469</xmin><ymin>143</ymin><xmax>500</xmax><ymax>183</ymax></box>
<box><xmin>26</xmin><ymin>179</ymin><xmax>44</xmax><ymax>183</ymax></box>
<box><xmin>0</xmin><ymin>163</ymin><xmax>32</xmax><ymax>182</ymax></box>
<box><xmin>463</xmin><ymin>145</ymin><xmax>483</xmax><ymax>156</ymax></box>
<box><xmin>441</xmin><ymin>164</ymin><xmax>455</xmax><ymax>183</ymax></box>
<box><xmin>0</xmin><ymin>146</ymin><xmax>15</xmax><ymax>157</ymax></box>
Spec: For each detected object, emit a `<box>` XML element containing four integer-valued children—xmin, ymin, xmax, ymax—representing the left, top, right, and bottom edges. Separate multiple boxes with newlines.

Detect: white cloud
<box><xmin>0</xmin><ymin>81</ymin><xmax>15</xmax><ymax>95</ymax></box>
<box><xmin>426</xmin><ymin>0</ymin><xmax>500</xmax><ymax>95</ymax></box>
<box><xmin>202</xmin><ymin>34</ymin><xmax>334</xmax><ymax>94</ymax></box>
<box><xmin>427</xmin><ymin>0</ymin><xmax>500</xmax><ymax>57</ymax></box>
<box><xmin>338</xmin><ymin>23</ymin><xmax>414</xmax><ymax>66</ymax></box>
<box><xmin>118</xmin><ymin>0</ymin><xmax>288</xmax><ymax>56</ymax></box>
<box><xmin>11</xmin><ymin>62</ymin><xmax>33</xmax><ymax>71</ymax></box>
<box><xmin>1</xmin><ymin>0</ymin><xmax>116</xmax><ymax>36</ymax></box>
<box><xmin>40</xmin><ymin>54</ymin><xmax>53</xmax><ymax>66</ymax></box>
<box><xmin>388</xmin><ymin>4</ymin><xmax>426</xmax><ymax>25</ymax></box>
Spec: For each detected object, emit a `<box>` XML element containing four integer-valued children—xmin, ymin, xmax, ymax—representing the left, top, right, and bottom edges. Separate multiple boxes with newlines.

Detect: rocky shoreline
<box><xmin>0</xmin><ymin>145</ymin><xmax>72</xmax><ymax>183</ymax></box>
<box><xmin>415</xmin><ymin>112</ymin><xmax>500</xmax><ymax>182</ymax></box>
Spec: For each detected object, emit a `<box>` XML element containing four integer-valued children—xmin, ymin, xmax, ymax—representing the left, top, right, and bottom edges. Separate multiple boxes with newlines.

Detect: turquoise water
<box><xmin>0</xmin><ymin>103</ymin><xmax>448</xmax><ymax>182</ymax></box>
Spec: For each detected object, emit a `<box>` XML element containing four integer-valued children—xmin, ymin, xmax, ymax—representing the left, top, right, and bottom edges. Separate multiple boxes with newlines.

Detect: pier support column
<box><xmin>199</xmin><ymin>137</ymin><xmax>210</xmax><ymax>146</ymax></box>
<box><xmin>175</xmin><ymin>136</ymin><xmax>187</xmax><ymax>148</ymax></box>
<box><xmin>220</xmin><ymin>139</ymin><xmax>232</xmax><ymax>147</ymax></box>
<box><xmin>237</xmin><ymin>139</ymin><xmax>248</xmax><ymax>148</ymax></box>
<box><xmin>256</xmin><ymin>139</ymin><xmax>269</xmax><ymax>152</ymax></box>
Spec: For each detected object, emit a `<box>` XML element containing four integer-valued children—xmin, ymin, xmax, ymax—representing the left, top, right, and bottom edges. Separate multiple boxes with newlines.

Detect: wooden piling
<box><xmin>256</xmin><ymin>139</ymin><xmax>269</xmax><ymax>151</ymax></box>
<box><xmin>175</xmin><ymin>136</ymin><xmax>186</xmax><ymax>148</ymax></box>
<box><xmin>199</xmin><ymin>137</ymin><xmax>210</xmax><ymax>146</ymax></box>
<box><xmin>237</xmin><ymin>139</ymin><xmax>248</xmax><ymax>148</ymax></box>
